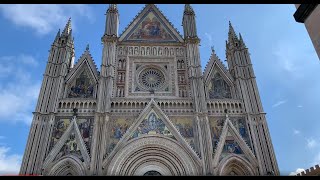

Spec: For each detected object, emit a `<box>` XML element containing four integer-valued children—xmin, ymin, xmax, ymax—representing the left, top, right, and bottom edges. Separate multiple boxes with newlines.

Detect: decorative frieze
<box><xmin>117</xmin><ymin>45</ymin><xmax>184</xmax><ymax>57</ymax></box>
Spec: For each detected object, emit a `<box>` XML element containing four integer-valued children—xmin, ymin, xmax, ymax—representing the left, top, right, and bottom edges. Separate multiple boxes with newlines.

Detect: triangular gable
<box><xmin>128</xmin><ymin>110</ymin><xmax>176</xmax><ymax>140</ymax></box>
<box><xmin>230</xmin><ymin>118</ymin><xmax>253</xmax><ymax>151</ymax></box>
<box><xmin>203</xmin><ymin>50</ymin><xmax>233</xmax><ymax>86</ymax></box>
<box><xmin>119</xmin><ymin>4</ymin><xmax>184</xmax><ymax>43</ymax></box>
<box><xmin>43</xmin><ymin>117</ymin><xmax>91</xmax><ymax>169</ymax></box>
<box><xmin>65</xmin><ymin>48</ymin><xmax>99</xmax><ymax>85</ymax></box>
<box><xmin>104</xmin><ymin>99</ymin><xmax>200</xmax><ymax>164</ymax></box>
<box><xmin>212</xmin><ymin>115</ymin><xmax>256</xmax><ymax>167</ymax></box>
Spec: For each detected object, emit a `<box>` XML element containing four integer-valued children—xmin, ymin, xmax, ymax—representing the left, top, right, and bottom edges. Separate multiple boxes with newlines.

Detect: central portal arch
<box><xmin>104</xmin><ymin>135</ymin><xmax>200</xmax><ymax>175</ymax></box>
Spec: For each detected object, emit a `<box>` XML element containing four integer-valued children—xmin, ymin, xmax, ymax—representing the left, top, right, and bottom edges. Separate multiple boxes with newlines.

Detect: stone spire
<box><xmin>104</xmin><ymin>4</ymin><xmax>119</xmax><ymax>37</ymax></box>
<box><xmin>62</xmin><ymin>17</ymin><xmax>72</xmax><ymax>36</ymax></box>
<box><xmin>239</xmin><ymin>33</ymin><xmax>246</xmax><ymax>48</ymax></box>
<box><xmin>228</xmin><ymin>21</ymin><xmax>238</xmax><ymax>43</ymax></box>
<box><xmin>182</xmin><ymin>4</ymin><xmax>197</xmax><ymax>38</ymax></box>
<box><xmin>53</xmin><ymin>29</ymin><xmax>60</xmax><ymax>44</ymax></box>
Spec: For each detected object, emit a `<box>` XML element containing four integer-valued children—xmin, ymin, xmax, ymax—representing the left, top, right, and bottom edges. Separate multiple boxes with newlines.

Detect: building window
<box><xmin>138</xmin><ymin>68</ymin><xmax>165</xmax><ymax>91</ymax></box>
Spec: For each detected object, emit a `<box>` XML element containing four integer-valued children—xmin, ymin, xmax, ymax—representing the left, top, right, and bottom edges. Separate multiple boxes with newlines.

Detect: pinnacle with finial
<box><xmin>108</xmin><ymin>4</ymin><xmax>118</xmax><ymax>13</ymax></box>
<box><xmin>228</xmin><ymin>21</ymin><xmax>238</xmax><ymax>40</ymax></box>
<box><xmin>86</xmin><ymin>44</ymin><xmax>90</xmax><ymax>51</ymax></box>
<box><xmin>211</xmin><ymin>46</ymin><xmax>215</xmax><ymax>54</ymax></box>
<box><xmin>109</xmin><ymin>4</ymin><xmax>117</xmax><ymax>9</ymax></box>
<box><xmin>184</xmin><ymin>4</ymin><xmax>194</xmax><ymax>15</ymax></box>
<box><xmin>239</xmin><ymin>33</ymin><xmax>246</xmax><ymax>47</ymax></box>
<box><xmin>54</xmin><ymin>29</ymin><xmax>60</xmax><ymax>42</ymax></box>
<box><xmin>62</xmin><ymin>17</ymin><xmax>72</xmax><ymax>36</ymax></box>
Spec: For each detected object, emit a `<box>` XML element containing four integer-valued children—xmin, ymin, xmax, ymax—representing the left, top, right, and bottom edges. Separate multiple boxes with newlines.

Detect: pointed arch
<box><xmin>47</xmin><ymin>156</ymin><xmax>86</xmax><ymax>176</ymax></box>
<box><xmin>217</xmin><ymin>154</ymin><xmax>256</xmax><ymax>176</ymax></box>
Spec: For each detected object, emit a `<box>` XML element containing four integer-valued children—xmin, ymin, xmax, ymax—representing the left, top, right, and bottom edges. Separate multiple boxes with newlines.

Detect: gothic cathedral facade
<box><xmin>20</xmin><ymin>4</ymin><xmax>279</xmax><ymax>176</ymax></box>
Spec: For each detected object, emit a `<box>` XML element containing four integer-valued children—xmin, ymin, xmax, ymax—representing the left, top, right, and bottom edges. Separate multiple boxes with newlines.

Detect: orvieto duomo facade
<box><xmin>19</xmin><ymin>4</ymin><xmax>279</xmax><ymax>176</ymax></box>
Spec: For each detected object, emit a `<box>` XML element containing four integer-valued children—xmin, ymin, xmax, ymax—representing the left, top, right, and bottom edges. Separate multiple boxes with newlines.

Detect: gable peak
<box><xmin>119</xmin><ymin>4</ymin><xmax>183</xmax><ymax>42</ymax></box>
<box><xmin>204</xmin><ymin>46</ymin><xmax>227</xmax><ymax>75</ymax></box>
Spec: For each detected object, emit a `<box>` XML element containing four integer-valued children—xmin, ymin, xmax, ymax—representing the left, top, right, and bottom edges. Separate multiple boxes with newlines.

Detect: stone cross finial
<box><xmin>211</xmin><ymin>46</ymin><xmax>215</xmax><ymax>54</ymax></box>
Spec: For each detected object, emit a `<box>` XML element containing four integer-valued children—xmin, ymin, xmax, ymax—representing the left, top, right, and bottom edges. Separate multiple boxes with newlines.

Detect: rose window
<box><xmin>138</xmin><ymin>68</ymin><xmax>165</xmax><ymax>90</ymax></box>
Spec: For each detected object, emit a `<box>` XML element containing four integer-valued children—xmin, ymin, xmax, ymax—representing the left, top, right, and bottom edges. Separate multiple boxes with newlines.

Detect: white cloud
<box><xmin>0</xmin><ymin>146</ymin><xmax>22</xmax><ymax>175</ymax></box>
<box><xmin>19</xmin><ymin>54</ymin><xmax>38</xmax><ymax>67</ymax></box>
<box><xmin>306</xmin><ymin>138</ymin><xmax>317</xmax><ymax>149</ymax></box>
<box><xmin>0</xmin><ymin>55</ymin><xmax>38</xmax><ymax>78</ymax></box>
<box><xmin>272</xmin><ymin>41</ymin><xmax>298</xmax><ymax>73</ymax></box>
<box><xmin>293</xmin><ymin>129</ymin><xmax>300</xmax><ymax>135</ymax></box>
<box><xmin>0</xmin><ymin>55</ymin><xmax>41</xmax><ymax>125</ymax></box>
<box><xmin>271</xmin><ymin>39</ymin><xmax>317</xmax><ymax>79</ymax></box>
<box><xmin>289</xmin><ymin>168</ymin><xmax>304</xmax><ymax>176</ymax></box>
<box><xmin>297</xmin><ymin>105</ymin><xmax>303</xmax><ymax>108</ymax></box>
<box><xmin>0</xmin><ymin>83</ymin><xmax>40</xmax><ymax>124</ymax></box>
<box><xmin>204</xmin><ymin>32</ymin><xmax>213</xmax><ymax>47</ymax></box>
<box><xmin>272</xmin><ymin>100</ymin><xmax>287</xmax><ymax>108</ymax></box>
<box><xmin>0</xmin><ymin>4</ymin><xmax>93</xmax><ymax>35</ymax></box>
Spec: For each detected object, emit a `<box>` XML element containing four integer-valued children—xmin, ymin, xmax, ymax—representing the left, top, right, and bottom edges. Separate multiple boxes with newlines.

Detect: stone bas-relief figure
<box><xmin>20</xmin><ymin>4</ymin><xmax>279</xmax><ymax>176</ymax></box>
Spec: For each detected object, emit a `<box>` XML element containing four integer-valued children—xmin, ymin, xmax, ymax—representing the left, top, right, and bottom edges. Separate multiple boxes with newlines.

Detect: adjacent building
<box><xmin>294</xmin><ymin>4</ymin><xmax>320</xmax><ymax>59</ymax></box>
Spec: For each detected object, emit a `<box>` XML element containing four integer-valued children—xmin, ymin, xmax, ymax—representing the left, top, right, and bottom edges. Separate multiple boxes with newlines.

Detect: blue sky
<box><xmin>0</xmin><ymin>4</ymin><xmax>319</xmax><ymax>175</ymax></box>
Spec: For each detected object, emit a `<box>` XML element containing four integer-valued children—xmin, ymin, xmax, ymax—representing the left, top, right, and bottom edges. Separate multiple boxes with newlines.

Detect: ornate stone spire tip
<box><xmin>228</xmin><ymin>21</ymin><xmax>234</xmax><ymax>33</ymax></box>
<box><xmin>109</xmin><ymin>4</ymin><xmax>117</xmax><ymax>10</ymax></box>
<box><xmin>184</xmin><ymin>4</ymin><xmax>194</xmax><ymax>14</ymax></box>
<box><xmin>62</xmin><ymin>17</ymin><xmax>72</xmax><ymax>35</ymax></box>
<box><xmin>108</xmin><ymin>4</ymin><xmax>118</xmax><ymax>13</ymax></box>
<box><xmin>86</xmin><ymin>44</ymin><xmax>90</xmax><ymax>51</ymax></box>
<box><xmin>228</xmin><ymin>20</ymin><xmax>238</xmax><ymax>41</ymax></box>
